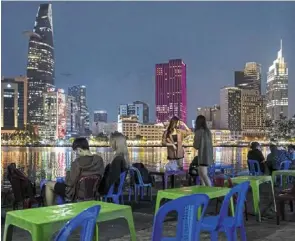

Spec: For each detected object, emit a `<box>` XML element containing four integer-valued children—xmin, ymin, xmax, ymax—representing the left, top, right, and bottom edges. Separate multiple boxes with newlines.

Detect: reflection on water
<box><xmin>1</xmin><ymin>146</ymin><xmax>269</xmax><ymax>183</ymax></box>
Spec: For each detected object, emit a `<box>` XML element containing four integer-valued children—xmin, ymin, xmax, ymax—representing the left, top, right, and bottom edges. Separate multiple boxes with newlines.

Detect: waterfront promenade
<box><xmin>2</xmin><ymin>181</ymin><xmax>295</xmax><ymax>241</ymax></box>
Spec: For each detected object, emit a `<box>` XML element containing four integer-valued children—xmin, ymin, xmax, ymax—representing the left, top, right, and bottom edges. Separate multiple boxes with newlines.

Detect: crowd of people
<box><xmin>247</xmin><ymin>141</ymin><xmax>295</xmax><ymax>175</ymax></box>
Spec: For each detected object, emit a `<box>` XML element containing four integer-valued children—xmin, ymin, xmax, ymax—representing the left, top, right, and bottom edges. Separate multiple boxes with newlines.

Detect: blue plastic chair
<box><xmin>201</xmin><ymin>181</ymin><xmax>250</xmax><ymax>241</ymax></box>
<box><xmin>248</xmin><ymin>160</ymin><xmax>263</xmax><ymax>176</ymax></box>
<box><xmin>103</xmin><ymin>171</ymin><xmax>127</xmax><ymax>204</ymax></box>
<box><xmin>152</xmin><ymin>194</ymin><xmax>210</xmax><ymax>241</ymax></box>
<box><xmin>278</xmin><ymin>160</ymin><xmax>292</xmax><ymax>187</ymax></box>
<box><xmin>54</xmin><ymin>205</ymin><xmax>101</xmax><ymax>241</ymax></box>
<box><xmin>128</xmin><ymin>167</ymin><xmax>152</xmax><ymax>202</ymax></box>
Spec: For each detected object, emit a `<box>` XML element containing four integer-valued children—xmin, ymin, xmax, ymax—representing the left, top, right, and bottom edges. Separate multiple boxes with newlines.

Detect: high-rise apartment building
<box><xmin>118</xmin><ymin>101</ymin><xmax>149</xmax><ymax>123</ymax></box>
<box><xmin>39</xmin><ymin>88</ymin><xmax>66</xmax><ymax>140</ymax></box>
<box><xmin>1</xmin><ymin>76</ymin><xmax>28</xmax><ymax>130</ymax></box>
<box><xmin>94</xmin><ymin>110</ymin><xmax>107</xmax><ymax>123</ymax></box>
<box><xmin>155</xmin><ymin>59</ymin><xmax>187</xmax><ymax>123</ymax></box>
<box><xmin>241</xmin><ymin>90</ymin><xmax>266</xmax><ymax>130</ymax></box>
<box><xmin>266</xmin><ymin>40</ymin><xmax>288</xmax><ymax>120</ymax></box>
<box><xmin>220</xmin><ymin>87</ymin><xmax>242</xmax><ymax>131</ymax></box>
<box><xmin>68</xmin><ymin>85</ymin><xmax>89</xmax><ymax>134</ymax></box>
<box><xmin>117</xmin><ymin>116</ymin><xmax>139</xmax><ymax>139</ymax></box>
<box><xmin>235</xmin><ymin>62</ymin><xmax>262</xmax><ymax>94</ymax></box>
<box><xmin>197</xmin><ymin>105</ymin><xmax>220</xmax><ymax>129</ymax></box>
<box><xmin>26</xmin><ymin>4</ymin><xmax>55</xmax><ymax>126</ymax></box>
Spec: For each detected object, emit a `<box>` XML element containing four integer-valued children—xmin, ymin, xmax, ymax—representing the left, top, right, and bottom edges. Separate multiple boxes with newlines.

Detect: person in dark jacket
<box><xmin>98</xmin><ymin>132</ymin><xmax>128</xmax><ymax>194</ymax></box>
<box><xmin>247</xmin><ymin>142</ymin><xmax>265</xmax><ymax>173</ymax></box>
<box><xmin>45</xmin><ymin>138</ymin><xmax>104</xmax><ymax>206</ymax></box>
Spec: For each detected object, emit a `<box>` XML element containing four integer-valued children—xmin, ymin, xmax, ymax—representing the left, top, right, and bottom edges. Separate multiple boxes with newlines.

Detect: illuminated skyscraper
<box><xmin>155</xmin><ymin>59</ymin><xmax>187</xmax><ymax>123</ymax></box>
<box><xmin>68</xmin><ymin>85</ymin><xmax>89</xmax><ymax>134</ymax></box>
<box><xmin>1</xmin><ymin>76</ymin><xmax>28</xmax><ymax>130</ymax></box>
<box><xmin>39</xmin><ymin>88</ymin><xmax>66</xmax><ymax>140</ymax></box>
<box><xmin>266</xmin><ymin>40</ymin><xmax>288</xmax><ymax>120</ymax></box>
<box><xmin>235</xmin><ymin>62</ymin><xmax>262</xmax><ymax>94</ymax></box>
<box><xmin>25</xmin><ymin>3</ymin><xmax>55</xmax><ymax>126</ymax></box>
<box><xmin>220</xmin><ymin>87</ymin><xmax>242</xmax><ymax>131</ymax></box>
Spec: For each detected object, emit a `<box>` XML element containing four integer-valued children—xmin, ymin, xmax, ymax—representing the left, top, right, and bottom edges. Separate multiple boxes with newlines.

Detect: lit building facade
<box><xmin>1</xmin><ymin>76</ymin><xmax>28</xmax><ymax>130</ymax></box>
<box><xmin>94</xmin><ymin>110</ymin><xmax>107</xmax><ymax>123</ymax></box>
<box><xmin>220</xmin><ymin>87</ymin><xmax>242</xmax><ymax>131</ymax></box>
<box><xmin>66</xmin><ymin>95</ymin><xmax>79</xmax><ymax>135</ymax></box>
<box><xmin>137</xmin><ymin>123</ymin><xmax>165</xmax><ymax>141</ymax></box>
<box><xmin>266</xmin><ymin>40</ymin><xmax>288</xmax><ymax>120</ymax></box>
<box><xmin>118</xmin><ymin>101</ymin><xmax>149</xmax><ymax>123</ymax></box>
<box><xmin>197</xmin><ymin>105</ymin><xmax>220</xmax><ymax>129</ymax></box>
<box><xmin>155</xmin><ymin>59</ymin><xmax>187</xmax><ymax>123</ymax></box>
<box><xmin>26</xmin><ymin>4</ymin><xmax>55</xmax><ymax>126</ymax></box>
<box><xmin>68</xmin><ymin>85</ymin><xmax>89</xmax><ymax>134</ymax></box>
<box><xmin>241</xmin><ymin>90</ymin><xmax>266</xmax><ymax>131</ymax></box>
<box><xmin>40</xmin><ymin>88</ymin><xmax>66</xmax><ymax>140</ymax></box>
<box><xmin>235</xmin><ymin>62</ymin><xmax>262</xmax><ymax>94</ymax></box>
<box><xmin>117</xmin><ymin>116</ymin><xmax>139</xmax><ymax>139</ymax></box>
<box><xmin>92</xmin><ymin>122</ymin><xmax>117</xmax><ymax>136</ymax></box>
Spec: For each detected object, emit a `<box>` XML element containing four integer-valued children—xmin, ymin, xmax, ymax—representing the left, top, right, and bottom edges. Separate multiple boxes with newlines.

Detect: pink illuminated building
<box><xmin>155</xmin><ymin>59</ymin><xmax>187</xmax><ymax>123</ymax></box>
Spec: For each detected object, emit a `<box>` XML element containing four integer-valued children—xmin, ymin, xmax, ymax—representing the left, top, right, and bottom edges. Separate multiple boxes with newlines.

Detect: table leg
<box><xmin>94</xmin><ymin>223</ymin><xmax>99</xmax><ymax>241</ymax></box>
<box><xmin>230</xmin><ymin>197</ymin><xmax>235</xmax><ymax>216</ymax></box>
<box><xmin>124</xmin><ymin>210</ymin><xmax>137</xmax><ymax>241</ymax></box>
<box><xmin>269</xmin><ymin>180</ymin><xmax>277</xmax><ymax>213</ymax></box>
<box><xmin>155</xmin><ymin>194</ymin><xmax>163</xmax><ymax>213</ymax></box>
<box><xmin>3</xmin><ymin>223</ymin><xmax>14</xmax><ymax>241</ymax></box>
<box><xmin>164</xmin><ymin>174</ymin><xmax>168</xmax><ymax>189</ymax></box>
<box><xmin>161</xmin><ymin>175</ymin><xmax>165</xmax><ymax>190</ymax></box>
<box><xmin>251</xmin><ymin>183</ymin><xmax>261</xmax><ymax>222</ymax></box>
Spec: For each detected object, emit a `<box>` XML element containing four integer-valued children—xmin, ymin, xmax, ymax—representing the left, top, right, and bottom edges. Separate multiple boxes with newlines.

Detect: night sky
<box><xmin>2</xmin><ymin>1</ymin><xmax>295</xmax><ymax>125</ymax></box>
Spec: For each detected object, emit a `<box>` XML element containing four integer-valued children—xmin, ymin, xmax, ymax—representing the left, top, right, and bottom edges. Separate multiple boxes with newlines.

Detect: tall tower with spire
<box><xmin>266</xmin><ymin>40</ymin><xmax>288</xmax><ymax>120</ymax></box>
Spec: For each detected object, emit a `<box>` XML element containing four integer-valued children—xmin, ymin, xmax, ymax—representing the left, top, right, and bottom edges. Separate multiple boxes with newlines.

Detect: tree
<box><xmin>266</xmin><ymin>114</ymin><xmax>295</xmax><ymax>141</ymax></box>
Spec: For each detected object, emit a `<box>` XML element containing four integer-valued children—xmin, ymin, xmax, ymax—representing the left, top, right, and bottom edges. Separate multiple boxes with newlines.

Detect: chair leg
<box><xmin>240</xmin><ymin>226</ymin><xmax>247</xmax><ymax>241</ymax></box>
<box><xmin>289</xmin><ymin>200</ymin><xmax>293</xmax><ymax>212</ymax></box>
<box><xmin>276</xmin><ymin>201</ymin><xmax>280</xmax><ymax>225</ymax></box>
<box><xmin>210</xmin><ymin>231</ymin><xmax>218</xmax><ymax>241</ymax></box>
<box><xmin>244</xmin><ymin>201</ymin><xmax>248</xmax><ymax>221</ymax></box>
<box><xmin>280</xmin><ymin>201</ymin><xmax>285</xmax><ymax>221</ymax></box>
<box><xmin>215</xmin><ymin>199</ymin><xmax>219</xmax><ymax>214</ymax></box>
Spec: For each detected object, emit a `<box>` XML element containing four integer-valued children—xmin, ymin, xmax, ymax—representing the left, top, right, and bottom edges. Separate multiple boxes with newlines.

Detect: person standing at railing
<box><xmin>162</xmin><ymin>116</ymin><xmax>191</xmax><ymax>171</ymax></box>
<box><xmin>193</xmin><ymin>115</ymin><xmax>213</xmax><ymax>186</ymax></box>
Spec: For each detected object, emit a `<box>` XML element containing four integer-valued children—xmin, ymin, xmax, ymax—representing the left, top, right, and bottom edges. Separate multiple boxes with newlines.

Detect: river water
<box><xmin>1</xmin><ymin>146</ymin><xmax>270</xmax><ymax>183</ymax></box>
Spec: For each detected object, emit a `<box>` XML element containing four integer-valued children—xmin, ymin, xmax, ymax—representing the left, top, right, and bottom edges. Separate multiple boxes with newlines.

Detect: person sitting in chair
<box><xmin>45</xmin><ymin>138</ymin><xmax>104</xmax><ymax>206</ymax></box>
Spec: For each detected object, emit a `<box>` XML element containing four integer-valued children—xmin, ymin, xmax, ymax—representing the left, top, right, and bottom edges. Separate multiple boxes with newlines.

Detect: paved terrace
<box><xmin>2</xmin><ymin>181</ymin><xmax>295</xmax><ymax>241</ymax></box>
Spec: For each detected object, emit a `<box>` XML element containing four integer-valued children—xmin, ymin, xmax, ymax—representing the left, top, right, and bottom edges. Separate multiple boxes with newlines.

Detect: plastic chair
<box><xmin>54</xmin><ymin>205</ymin><xmax>101</xmax><ymax>241</ymax></box>
<box><xmin>75</xmin><ymin>175</ymin><xmax>102</xmax><ymax>201</ymax></box>
<box><xmin>248</xmin><ymin>160</ymin><xmax>263</xmax><ymax>176</ymax></box>
<box><xmin>201</xmin><ymin>181</ymin><xmax>250</xmax><ymax>241</ymax></box>
<box><xmin>128</xmin><ymin>167</ymin><xmax>152</xmax><ymax>202</ymax></box>
<box><xmin>151</xmin><ymin>194</ymin><xmax>210</xmax><ymax>241</ymax></box>
<box><xmin>213</xmin><ymin>175</ymin><xmax>248</xmax><ymax>221</ymax></box>
<box><xmin>103</xmin><ymin>171</ymin><xmax>127</xmax><ymax>204</ymax></box>
<box><xmin>278</xmin><ymin>160</ymin><xmax>292</xmax><ymax>187</ymax></box>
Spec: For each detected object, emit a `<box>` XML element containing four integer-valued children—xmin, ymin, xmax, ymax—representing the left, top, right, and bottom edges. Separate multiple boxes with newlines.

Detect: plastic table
<box><xmin>150</xmin><ymin>170</ymin><xmax>187</xmax><ymax>189</ymax></box>
<box><xmin>272</xmin><ymin>170</ymin><xmax>295</xmax><ymax>189</ymax></box>
<box><xmin>155</xmin><ymin>186</ymin><xmax>234</xmax><ymax>216</ymax></box>
<box><xmin>3</xmin><ymin>201</ymin><xmax>136</xmax><ymax>241</ymax></box>
<box><xmin>230</xmin><ymin>175</ymin><xmax>276</xmax><ymax>222</ymax></box>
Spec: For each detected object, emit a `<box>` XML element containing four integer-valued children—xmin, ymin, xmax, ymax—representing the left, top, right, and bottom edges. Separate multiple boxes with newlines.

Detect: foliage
<box><xmin>265</xmin><ymin>114</ymin><xmax>295</xmax><ymax>141</ymax></box>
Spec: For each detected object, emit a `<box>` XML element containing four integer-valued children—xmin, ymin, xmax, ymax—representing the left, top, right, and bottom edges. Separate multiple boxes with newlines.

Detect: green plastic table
<box><xmin>155</xmin><ymin>186</ymin><xmax>234</xmax><ymax>216</ymax></box>
<box><xmin>272</xmin><ymin>170</ymin><xmax>295</xmax><ymax>189</ymax></box>
<box><xmin>230</xmin><ymin>176</ymin><xmax>276</xmax><ymax>222</ymax></box>
<box><xmin>3</xmin><ymin>201</ymin><xmax>136</xmax><ymax>241</ymax></box>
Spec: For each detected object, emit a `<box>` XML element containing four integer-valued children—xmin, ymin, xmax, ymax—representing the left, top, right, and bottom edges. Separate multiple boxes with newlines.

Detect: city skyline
<box><xmin>2</xmin><ymin>2</ymin><xmax>295</xmax><ymax>124</ymax></box>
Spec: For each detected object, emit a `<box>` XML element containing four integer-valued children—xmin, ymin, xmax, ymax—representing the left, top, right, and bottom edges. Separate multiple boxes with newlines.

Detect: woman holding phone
<box><xmin>162</xmin><ymin>116</ymin><xmax>191</xmax><ymax>171</ymax></box>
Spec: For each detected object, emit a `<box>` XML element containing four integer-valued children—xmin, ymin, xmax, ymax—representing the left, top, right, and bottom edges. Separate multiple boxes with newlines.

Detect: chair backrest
<box><xmin>280</xmin><ymin>160</ymin><xmax>292</xmax><ymax>170</ymax></box>
<box><xmin>75</xmin><ymin>175</ymin><xmax>102</xmax><ymax>201</ymax></box>
<box><xmin>54</xmin><ymin>205</ymin><xmax>101</xmax><ymax>241</ymax></box>
<box><xmin>208</xmin><ymin>164</ymin><xmax>216</xmax><ymax>178</ymax></box>
<box><xmin>7</xmin><ymin>163</ymin><xmax>35</xmax><ymax>202</ymax></box>
<box><xmin>152</xmin><ymin>194</ymin><xmax>209</xmax><ymax>241</ymax></box>
<box><xmin>248</xmin><ymin>160</ymin><xmax>261</xmax><ymax>175</ymax></box>
<box><xmin>217</xmin><ymin>181</ymin><xmax>250</xmax><ymax>227</ymax></box>
<box><xmin>107</xmin><ymin>171</ymin><xmax>127</xmax><ymax>196</ymax></box>
<box><xmin>130</xmin><ymin>167</ymin><xmax>144</xmax><ymax>185</ymax></box>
